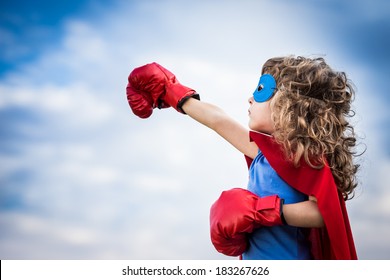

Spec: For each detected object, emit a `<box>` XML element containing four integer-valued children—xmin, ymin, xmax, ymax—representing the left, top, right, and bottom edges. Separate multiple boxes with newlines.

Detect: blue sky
<box><xmin>1</xmin><ymin>0</ymin><xmax>85</xmax><ymax>73</ymax></box>
<box><xmin>1</xmin><ymin>0</ymin><xmax>390</xmax><ymax>259</ymax></box>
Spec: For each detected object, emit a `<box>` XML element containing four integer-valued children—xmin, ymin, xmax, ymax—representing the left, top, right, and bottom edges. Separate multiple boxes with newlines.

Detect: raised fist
<box><xmin>126</xmin><ymin>62</ymin><xmax>199</xmax><ymax>118</ymax></box>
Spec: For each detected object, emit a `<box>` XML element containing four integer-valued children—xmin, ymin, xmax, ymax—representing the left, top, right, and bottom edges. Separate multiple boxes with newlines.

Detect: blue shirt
<box><xmin>241</xmin><ymin>150</ymin><xmax>311</xmax><ymax>260</ymax></box>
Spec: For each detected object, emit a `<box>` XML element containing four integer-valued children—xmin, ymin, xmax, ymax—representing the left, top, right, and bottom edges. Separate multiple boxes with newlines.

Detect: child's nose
<box><xmin>248</xmin><ymin>96</ymin><xmax>254</xmax><ymax>104</ymax></box>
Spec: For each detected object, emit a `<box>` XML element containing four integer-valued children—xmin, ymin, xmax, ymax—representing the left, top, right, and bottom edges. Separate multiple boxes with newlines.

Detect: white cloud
<box><xmin>0</xmin><ymin>83</ymin><xmax>113</xmax><ymax>126</ymax></box>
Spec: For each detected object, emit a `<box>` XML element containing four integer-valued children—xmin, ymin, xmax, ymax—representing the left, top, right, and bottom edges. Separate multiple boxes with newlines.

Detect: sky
<box><xmin>0</xmin><ymin>0</ymin><xmax>389</xmax><ymax>259</ymax></box>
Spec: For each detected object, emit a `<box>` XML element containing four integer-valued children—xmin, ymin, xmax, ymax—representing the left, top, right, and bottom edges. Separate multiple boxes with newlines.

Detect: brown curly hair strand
<box><xmin>262</xmin><ymin>56</ymin><xmax>360</xmax><ymax>200</ymax></box>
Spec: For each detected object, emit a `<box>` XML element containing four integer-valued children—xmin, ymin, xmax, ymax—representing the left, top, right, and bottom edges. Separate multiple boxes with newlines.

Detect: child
<box><xmin>126</xmin><ymin>56</ymin><xmax>360</xmax><ymax>259</ymax></box>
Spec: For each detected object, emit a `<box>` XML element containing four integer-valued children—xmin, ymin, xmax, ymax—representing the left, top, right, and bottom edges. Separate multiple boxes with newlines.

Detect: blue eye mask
<box><xmin>253</xmin><ymin>74</ymin><xmax>277</xmax><ymax>102</ymax></box>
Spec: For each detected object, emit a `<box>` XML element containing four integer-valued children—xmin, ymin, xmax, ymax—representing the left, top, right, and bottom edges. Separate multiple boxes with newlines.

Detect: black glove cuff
<box><xmin>280</xmin><ymin>199</ymin><xmax>288</xmax><ymax>225</ymax></box>
<box><xmin>178</xmin><ymin>92</ymin><xmax>200</xmax><ymax>114</ymax></box>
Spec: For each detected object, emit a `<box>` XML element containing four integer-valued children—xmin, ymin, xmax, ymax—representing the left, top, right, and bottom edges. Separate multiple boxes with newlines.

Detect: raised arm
<box><xmin>126</xmin><ymin>62</ymin><xmax>258</xmax><ymax>159</ymax></box>
<box><xmin>182</xmin><ymin>98</ymin><xmax>258</xmax><ymax>159</ymax></box>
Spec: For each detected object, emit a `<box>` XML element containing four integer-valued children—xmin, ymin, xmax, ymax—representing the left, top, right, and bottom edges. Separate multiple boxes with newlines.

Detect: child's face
<box><xmin>248</xmin><ymin>96</ymin><xmax>274</xmax><ymax>134</ymax></box>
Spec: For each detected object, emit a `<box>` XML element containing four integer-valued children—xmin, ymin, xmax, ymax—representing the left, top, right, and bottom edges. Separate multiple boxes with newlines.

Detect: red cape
<box><xmin>246</xmin><ymin>131</ymin><xmax>357</xmax><ymax>260</ymax></box>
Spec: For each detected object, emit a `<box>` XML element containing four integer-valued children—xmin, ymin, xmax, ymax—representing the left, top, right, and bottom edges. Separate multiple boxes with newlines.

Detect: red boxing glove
<box><xmin>126</xmin><ymin>62</ymin><xmax>199</xmax><ymax>118</ymax></box>
<box><xmin>209</xmin><ymin>188</ymin><xmax>284</xmax><ymax>256</ymax></box>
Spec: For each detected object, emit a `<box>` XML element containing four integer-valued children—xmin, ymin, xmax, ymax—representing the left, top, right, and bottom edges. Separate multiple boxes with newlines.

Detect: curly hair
<box><xmin>262</xmin><ymin>56</ymin><xmax>361</xmax><ymax>200</ymax></box>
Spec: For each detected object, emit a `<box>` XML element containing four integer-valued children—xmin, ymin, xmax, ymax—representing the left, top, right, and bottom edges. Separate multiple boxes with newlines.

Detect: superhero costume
<box><xmin>245</xmin><ymin>131</ymin><xmax>357</xmax><ymax>260</ymax></box>
<box><xmin>242</xmin><ymin>148</ymin><xmax>311</xmax><ymax>259</ymax></box>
